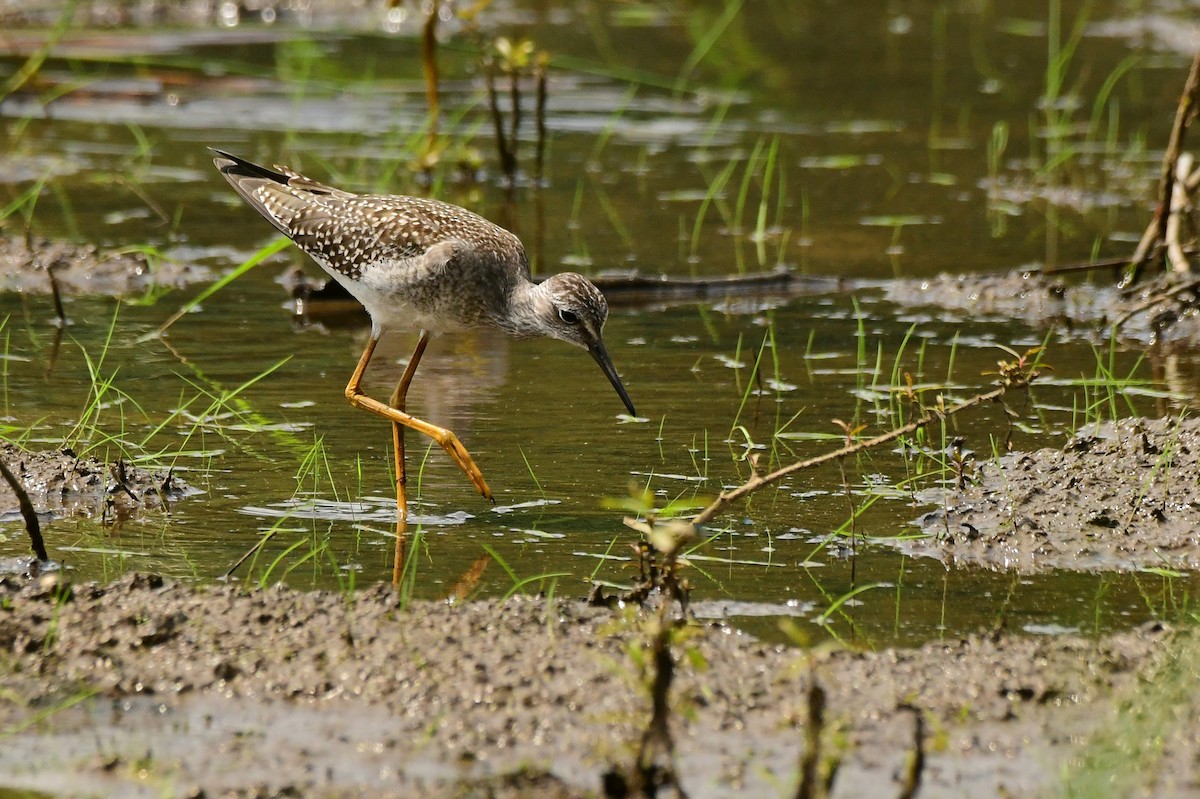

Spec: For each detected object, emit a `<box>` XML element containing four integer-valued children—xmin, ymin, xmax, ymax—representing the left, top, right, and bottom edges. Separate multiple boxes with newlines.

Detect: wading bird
<box><xmin>211</xmin><ymin>149</ymin><xmax>635</xmax><ymax>540</ymax></box>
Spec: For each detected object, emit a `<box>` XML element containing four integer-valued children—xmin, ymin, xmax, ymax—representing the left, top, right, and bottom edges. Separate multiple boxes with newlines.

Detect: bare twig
<box><xmin>1167</xmin><ymin>152</ymin><xmax>1195</xmax><ymax>274</ymax></box>
<box><xmin>1186</xmin><ymin>163</ymin><xmax>1200</xmax><ymax>193</ymax></box>
<box><xmin>0</xmin><ymin>457</ymin><xmax>49</xmax><ymax>562</ymax></box>
<box><xmin>1111</xmin><ymin>276</ymin><xmax>1200</xmax><ymax>332</ymax></box>
<box><xmin>47</xmin><ymin>264</ymin><xmax>67</xmax><ymax>326</ymax></box>
<box><xmin>1126</xmin><ymin>218</ymin><xmax>1164</xmax><ymax>283</ymax></box>
<box><xmin>691</xmin><ymin>384</ymin><xmax>1013</xmax><ymax>527</ymax></box>
<box><xmin>619</xmin><ymin>517</ymin><xmax>695</xmax><ymax>617</ymax></box>
<box><xmin>534</xmin><ymin>52</ymin><xmax>548</xmax><ymax>183</ymax></box>
<box><xmin>896</xmin><ymin>706</ymin><xmax>926</xmax><ymax>799</ymax></box>
<box><xmin>420</xmin><ymin>0</ymin><xmax>441</xmax><ymax>156</ymax></box>
<box><xmin>486</xmin><ymin>59</ymin><xmax>516</xmax><ymax>180</ymax></box>
<box><xmin>794</xmin><ymin>680</ymin><xmax>827</xmax><ymax>799</ymax></box>
<box><xmin>1129</xmin><ymin>50</ymin><xmax>1200</xmax><ymax>280</ymax></box>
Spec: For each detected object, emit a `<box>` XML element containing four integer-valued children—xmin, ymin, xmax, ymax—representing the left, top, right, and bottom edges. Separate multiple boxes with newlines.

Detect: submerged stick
<box><xmin>47</xmin><ymin>264</ymin><xmax>67</xmax><ymax>326</ymax></box>
<box><xmin>0</xmin><ymin>458</ymin><xmax>48</xmax><ymax>563</ymax></box>
<box><xmin>223</xmin><ymin>527</ymin><xmax>279</xmax><ymax>579</ymax></box>
<box><xmin>1034</xmin><ymin>255</ymin><xmax>1133</xmax><ymax>276</ymax></box>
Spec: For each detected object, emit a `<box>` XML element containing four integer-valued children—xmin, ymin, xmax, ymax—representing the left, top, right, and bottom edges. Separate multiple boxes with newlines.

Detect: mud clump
<box><xmin>0</xmin><ymin>443</ymin><xmax>199</xmax><ymax>522</ymax></box>
<box><xmin>0</xmin><ymin>573</ymin><xmax>1181</xmax><ymax>798</ymax></box>
<box><xmin>0</xmin><ymin>234</ymin><xmax>209</xmax><ymax>298</ymax></box>
<box><xmin>883</xmin><ymin>270</ymin><xmax>1200</xmax><ymax>347</ymax></box>
<box><xmin>904</xmin><ymin>417</ymin><xmax>1200</xmax><ymax>573</ymax></box>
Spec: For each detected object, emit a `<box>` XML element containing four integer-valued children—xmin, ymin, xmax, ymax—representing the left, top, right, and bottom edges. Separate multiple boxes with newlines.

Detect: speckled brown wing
<box><xmin>211</xmin><ymin>148</ymin><xmax>528</xmax><ymax>284</ymax></box>
<box><xmin>213</xmin><ymin>149</ymin><xmax>394</xmax><ymax>279</ymax></box>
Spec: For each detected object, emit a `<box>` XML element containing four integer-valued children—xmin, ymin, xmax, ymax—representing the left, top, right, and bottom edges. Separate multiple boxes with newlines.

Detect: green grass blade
<box><xmin>150</xmin><ymin>236</ymin><xmax>291</xmax><ymax>340</ymax></box>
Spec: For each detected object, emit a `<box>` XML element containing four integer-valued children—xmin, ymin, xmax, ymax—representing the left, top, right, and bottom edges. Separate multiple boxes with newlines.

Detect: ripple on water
<box><xmin>238</xmin><ymin>496</ymin><xmax>475</xmax><ymax>526</ymax></box>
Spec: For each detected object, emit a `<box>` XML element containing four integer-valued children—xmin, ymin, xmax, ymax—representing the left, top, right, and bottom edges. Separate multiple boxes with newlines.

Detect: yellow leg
<box><xmin>391</xmin><ymin>417</ymin><xmax>407</xmax><ymax>587</ymax></box>
<box><xmin>386</xmin><ymin>335</ymin><xmax>429</xmax><ymax>521</ymax></box>
<box><xmin>345</xmin><ymin>332</ymin><xmax>493</xmax><ymax>502</ymax></box>
<box><xmin>388</xmin><ymin>333</ymin><xmax>431</xmax><ymax>409</ymax></box>
<box><xmin>386</xmin><ymin>334</ymin><xmax>430</xmax><ymax>586</ymax></box>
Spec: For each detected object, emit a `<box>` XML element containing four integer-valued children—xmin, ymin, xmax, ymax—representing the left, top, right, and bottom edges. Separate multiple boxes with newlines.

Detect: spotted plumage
<box><xmin>211</xmin><ymin>148</ymin><xmax>635</xmax><ymax>417</ymax></box>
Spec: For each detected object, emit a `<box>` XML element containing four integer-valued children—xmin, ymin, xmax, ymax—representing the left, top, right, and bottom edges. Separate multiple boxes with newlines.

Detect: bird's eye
<box><xmin>558</xmin><ymin>308</ymin><xmax>579</xmax><ymax>325</ymax></box>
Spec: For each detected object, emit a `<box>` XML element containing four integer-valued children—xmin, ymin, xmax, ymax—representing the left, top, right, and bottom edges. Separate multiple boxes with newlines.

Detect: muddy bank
<box><xmin>879</xmin><ymin>267</ymin><xmax>1200</xmax><ymax>573</ymax></box>
<box><xmin>0</xmin><ymin>234</ymin><xmax>209</xmax><ymax>298</ymax></box>
<box><xmin>0</xmin><ymin>443</ymin><xmax>198</xmax><ymax>523</ymax></box>
<box><xmin>0</xmin><ymin>573</ymin><xmax>1185</xmax><ymax>798</ymax></box>
<box><xmin>902</xmin><ymin>416</ymin><xmax>1200</xmax><ymax>573</ymax></box>
<box><xmin>882</xmin><ymin>269</ymin><xmax>1200</xmax><ymax>347</ymax></box>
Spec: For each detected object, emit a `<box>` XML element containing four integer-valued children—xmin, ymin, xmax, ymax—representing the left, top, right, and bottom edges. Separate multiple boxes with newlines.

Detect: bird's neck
<box><xmin>493</xmin><ymin>278</ymin><xmax>549</xmax><ymax>339</ymax></box>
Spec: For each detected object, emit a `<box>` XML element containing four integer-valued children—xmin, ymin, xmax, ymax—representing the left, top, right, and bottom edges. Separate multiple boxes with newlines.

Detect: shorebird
<box><xmin>211</xmin><ymin>149</ymin><xmax>635</xmax><ymax>521</ymax></box>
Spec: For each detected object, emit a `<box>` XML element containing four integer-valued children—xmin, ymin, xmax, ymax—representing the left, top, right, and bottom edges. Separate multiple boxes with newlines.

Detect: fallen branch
<box><xmin>1034</xmin><ymin>255</ymin><xmax>1136</xmax><ymax>277</ymax></box>
<box><xmin>691</xmin><ymin>383</ymin><xmax>1013</xmax><ymax>527</ymax></box>
<box><xmin>1112</xmin><ymin>276</ymin><xmax>1200</xmax><ymax>332</ymax></box>
<box><xmin>1167</xmin><ymin>152</ymin><xmax>1196</xmax><ymax>274</ymax></box>
<box><xmin>1128</xmin><ymin>49</ymin><xmax>1200</xmax><ymax>280</ymax></box>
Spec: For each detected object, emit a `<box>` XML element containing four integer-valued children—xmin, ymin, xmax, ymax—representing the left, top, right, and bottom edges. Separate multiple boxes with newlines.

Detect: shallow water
<box><xmin>1</xmin><ymin>0</ymin><xmax>1198</xmax><ymax>645</ymax></box>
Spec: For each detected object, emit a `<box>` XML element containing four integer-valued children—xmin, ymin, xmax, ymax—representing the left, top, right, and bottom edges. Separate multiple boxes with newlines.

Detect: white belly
<box><xmin>317</xmin><ymin>258</ymin><xmax>484</xmax><ymax>334</ymax></box>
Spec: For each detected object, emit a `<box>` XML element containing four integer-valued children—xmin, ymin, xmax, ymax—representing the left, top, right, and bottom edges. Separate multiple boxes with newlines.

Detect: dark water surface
<box><xmin>1</xmin><ymin>0</ymin><xmax>1198</xmax><ymax>646</ymax></box>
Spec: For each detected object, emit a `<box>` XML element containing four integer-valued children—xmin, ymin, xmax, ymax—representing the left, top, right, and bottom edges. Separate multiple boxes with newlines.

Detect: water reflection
<box><xmin>349</xmin><ymin>329</ymin><xmax>516</xmax><ymax>436</ymax></box>
<box><xmin>241</xmin><ymin>495</ymin><xmax>476</xmax><ymax>525</ymax></box>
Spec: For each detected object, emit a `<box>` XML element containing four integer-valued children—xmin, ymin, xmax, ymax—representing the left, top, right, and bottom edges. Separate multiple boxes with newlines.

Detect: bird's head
<box><xmin>535</xmin><ymin>272</ymin><xmax>636</xmax><ymax>417</ymax></box>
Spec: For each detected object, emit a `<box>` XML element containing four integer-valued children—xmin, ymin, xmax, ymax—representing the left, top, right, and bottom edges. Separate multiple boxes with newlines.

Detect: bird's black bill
<box><xmin>589</xmin><ymin>341</ymin><xmax>636</xmax><ymax>417</ymax></box>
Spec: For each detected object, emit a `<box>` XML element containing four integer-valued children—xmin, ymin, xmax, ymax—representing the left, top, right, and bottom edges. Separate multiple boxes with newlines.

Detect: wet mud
<box><xmin>883</xmin><ymin>269</ymin><xmax>1200</xmax><ymax>348</ymax></box>
<box><xmin>905</xmin><ymin>416</ymin><xmax>1200</xmax><ymax>573</ymax></box>
<box><xmin>0</xmin><ymin>574</ymin><xmax>1183</xmax><ymax>799</ymax></box>
<box><xmin>0</xmin><ymin>234</ymin><xmax>210</xmax><ymax>298</ymax></box>
<box><xmin>0</xmin><ymin>443</ymin><xmax>198</xmax><ymax>523</ymax></box>
<box><xmin>876</xmin><ymin>266</ymin><xmax>1200</xmax><ymax>572</ymax></box>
